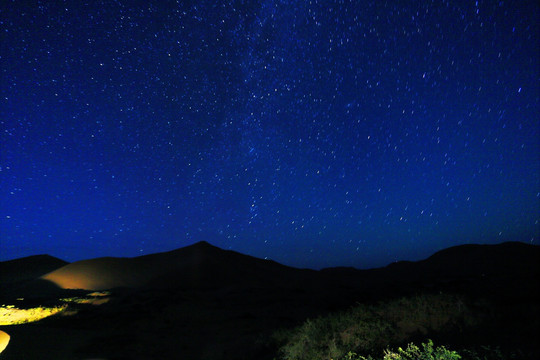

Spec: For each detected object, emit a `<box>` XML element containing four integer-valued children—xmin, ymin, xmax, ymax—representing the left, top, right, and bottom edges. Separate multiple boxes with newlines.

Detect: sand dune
<box><xmin>41</xmin><ymin>241</ymin><xmax>307</xmax><ymax>291</ymax></box>
<box><xmin>41</xmin><ymin>256</ymin><xmax>145</xmax><ymax>290</ymax></box>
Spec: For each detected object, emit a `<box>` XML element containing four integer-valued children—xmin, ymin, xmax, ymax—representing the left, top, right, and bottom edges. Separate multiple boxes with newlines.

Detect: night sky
<box><xmin>1</xmin><ymin>0</ymin><xmax>539</xmax><ymax>269</ymax></box>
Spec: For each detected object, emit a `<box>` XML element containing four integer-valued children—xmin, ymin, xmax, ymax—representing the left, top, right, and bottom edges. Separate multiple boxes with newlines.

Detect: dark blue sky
<box><xmin>1</xmin><ymin>0</ymin><xmax>538</xmax><ymax>269</ymax></box>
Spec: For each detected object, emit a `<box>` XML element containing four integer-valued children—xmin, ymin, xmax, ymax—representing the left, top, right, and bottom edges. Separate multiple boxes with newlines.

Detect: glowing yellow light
<box><xmin>60</xmin><ymin>291</ymin><xmax>111</xmax><ymax>305</ymax></box>
<box><xmin>0</xmin><ymin>330</ymin><xmax>9</xmax><ymax>355</ymax></box>
<box><xmin>0</xmin><ymin>304</ymin><xmax>68</xmax><ymax>325</ymax></box>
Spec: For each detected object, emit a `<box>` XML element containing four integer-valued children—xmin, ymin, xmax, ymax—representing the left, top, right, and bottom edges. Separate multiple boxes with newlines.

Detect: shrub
<box><xmin>274</xmin><ymin>293</ymin><xmax>471</xmax><ymax>360</ymax></box>
<box><xmin>343</xmin><ymin>340</ymin><xmax>461</xmax><ymax>360</ymax></box>
<box><xmin>381</xmin><ymin>340</ymin><xmax>460</xmax><ymax>360</ymax></box>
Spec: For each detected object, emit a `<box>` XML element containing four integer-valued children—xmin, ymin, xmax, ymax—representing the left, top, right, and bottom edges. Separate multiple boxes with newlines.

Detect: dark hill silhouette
<box><xmin>0</xmin><ymin>241</ymin><xmax>533</xmax><ymax>296</ymax></box>
<box><xmin>0</xmin><ymin>255</ymin><xmax>70</xmax><ymax>302</ymax></box>
<box><xmin>318</xmin><ymin>241</ymin><xmax>540</xmax><ymax>301</ymax></box>
<box><xmin>380</xmin><ymin>241</ymin><xmax>540</xmax><ymax>285</ymax></box>
<box><xmin>41</xmin><ymin>241</ymin><xmax>318</xmax><ymax>291</ymax></box>
<box><xmin>0</xmin><ymin>255</ymin><xmax>67</xmax><ymax>286</ymax></box>
<box><xmin>8</xmin><ymin>240</ymin><xmax>532</xmax><ymax>295</ymax></box>
<box><xmin>390</xmin><ymin>241</ymin><xmax>540</xmax><ymax>275</ymax></box>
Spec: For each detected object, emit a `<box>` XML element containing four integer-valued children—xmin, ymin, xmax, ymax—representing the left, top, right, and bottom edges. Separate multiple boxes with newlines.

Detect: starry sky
<box><xmin>1</xmin><ymin>0</ymin><xmax>539</xmax><ymax>269</ymax></box>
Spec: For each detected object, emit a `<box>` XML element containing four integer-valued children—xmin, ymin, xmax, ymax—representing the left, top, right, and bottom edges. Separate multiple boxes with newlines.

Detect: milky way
<box><xmin>2</xmin><ymin>0</ymin><xmax>538</xmax><ymax>268</ymax></box>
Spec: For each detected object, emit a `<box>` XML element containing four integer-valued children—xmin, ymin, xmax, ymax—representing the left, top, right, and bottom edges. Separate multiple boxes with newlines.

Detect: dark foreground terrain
<box><xmin>1</xmin><ymin>241</ymin><xmax>539</xmax><ymax>359</ymax></box>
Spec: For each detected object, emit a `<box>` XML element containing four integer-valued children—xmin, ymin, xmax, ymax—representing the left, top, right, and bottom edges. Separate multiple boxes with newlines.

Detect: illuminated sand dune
<box><xmin>41</xmin><ymin>241</ymin><xmax>300</xmax><ymax>290</ymax></box>
<box><xmin>41</xmin><ymin>257</ymin><xmax>147</xmax><ymax>290</ymax></box>
<box><xmin>41</xmin><ymin>241</ymin><xmax>228</xmax><ymax>290</ymax></box>
<box><xmin>0</xmin><ymin>330</ymin><xmax>10</xmax><ymax>354</ymax></box>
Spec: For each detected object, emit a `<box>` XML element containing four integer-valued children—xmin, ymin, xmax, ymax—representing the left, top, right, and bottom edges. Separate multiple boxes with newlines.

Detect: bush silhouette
<box><xmin>343</xmin><ymin>339</ymin><xmax>461</xmax><ymax>360</ymax></box>
<box><xmin>273</xmin><ymin>293</ymin><xmax>472</xmax><ymax>360</ymax></box>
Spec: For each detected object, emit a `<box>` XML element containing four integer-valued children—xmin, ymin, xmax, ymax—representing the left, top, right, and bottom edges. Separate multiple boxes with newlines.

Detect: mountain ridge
<box><xmin>1</xmin><ymin>241</ymin><xmax>538</xmax><ymax>294</ymax></box>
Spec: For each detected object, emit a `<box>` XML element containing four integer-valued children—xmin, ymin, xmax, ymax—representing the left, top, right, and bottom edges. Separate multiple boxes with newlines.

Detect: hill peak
<box><xmin>0</xmin><ymin>254</ymin><xmax>68</xmax><ymax>286</ymax></box>
<box><xmin>189</xmin><ymin>240</ymin><xmax>216</xmax><ymax>249</ymax></box>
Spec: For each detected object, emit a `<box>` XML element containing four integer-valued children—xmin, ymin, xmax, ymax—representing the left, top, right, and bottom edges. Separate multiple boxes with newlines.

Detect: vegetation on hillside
<box><xmin>272</xmin><ymin>293</ymin><xmax>476</xmax><ymax>360</ymax></box>
<box><xmin>343</xmin><ymin>339</ymin><xmax>460</xmax><ymax>360</ymax></box>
